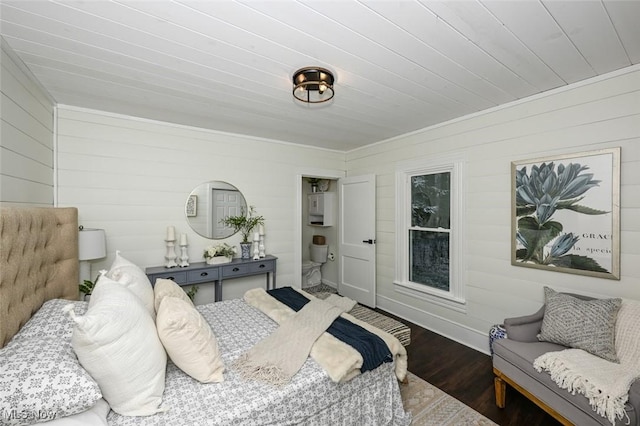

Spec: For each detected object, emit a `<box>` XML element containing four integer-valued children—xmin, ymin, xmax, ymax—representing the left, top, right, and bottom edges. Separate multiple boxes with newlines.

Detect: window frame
<box><xmin>394</xmin><ymin>156</ymin><xmax>466</xmax><ymax>311</ymax></box>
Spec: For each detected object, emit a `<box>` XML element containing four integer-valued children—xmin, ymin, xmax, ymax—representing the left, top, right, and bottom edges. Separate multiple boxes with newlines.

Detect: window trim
<box><xmin>394</xmin><ymin>155</ymin><xmax>466</xmax><ymax>310</ymax></box>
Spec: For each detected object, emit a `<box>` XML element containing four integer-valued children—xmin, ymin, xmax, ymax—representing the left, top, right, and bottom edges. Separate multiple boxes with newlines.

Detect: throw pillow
<box><xmin>0</xmin><ymin>337</ymin><xmax>102</xmax><ymax>426</ymax></box>
<box><xmin>44</xmin><ymin>399</ymin><xmax>109</xmax><ymax>426</ymax></box>
<box><xmin>64</xmin><ymin>279</ymin><xmax>167</xmax><ymax>416</ymax></box>
<box><xmin>106</xmin><ymin>251</ymin><xmax>155</xmax><ymax>318</ymax></box>
<box><xmin>153</xmin><ymin>278</ymin><xmax>193</xmax><ymax>313</ymax></box>
<box><xmin>538</xmin><ymin>286</ymin><xmax>622</xmax><ymax>362</ymax></box>
<box><xmin>156</xmin><ymin>297</ymin><xmax>225</xmax><ymax>383</ymax></box>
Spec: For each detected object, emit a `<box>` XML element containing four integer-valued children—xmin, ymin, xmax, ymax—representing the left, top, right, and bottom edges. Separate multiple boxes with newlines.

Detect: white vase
<box><xmin>206</xmin><ymin>256</ymin><xmax>232</xmax><ymax>265</ymax></box>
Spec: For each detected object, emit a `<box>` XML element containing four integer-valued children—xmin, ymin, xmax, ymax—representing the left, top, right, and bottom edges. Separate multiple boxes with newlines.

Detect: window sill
<box><xmin>394</xmin><ymin>280</ymin><xmax>467</xmax><ymax>313</ymax></box>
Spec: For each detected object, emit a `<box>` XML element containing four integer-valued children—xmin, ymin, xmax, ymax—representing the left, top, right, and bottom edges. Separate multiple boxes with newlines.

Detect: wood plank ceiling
<box><xmin>1</xmin><ymin>0</ymin><xmax>639</xmax><ymax>151</ymax></box>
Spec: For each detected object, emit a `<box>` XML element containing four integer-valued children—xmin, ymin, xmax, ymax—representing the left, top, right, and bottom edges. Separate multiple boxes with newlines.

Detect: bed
<box><xmin>0</xmin><ymin>207</ymin><xmax>410</xmax><ymax>426</ymax></box>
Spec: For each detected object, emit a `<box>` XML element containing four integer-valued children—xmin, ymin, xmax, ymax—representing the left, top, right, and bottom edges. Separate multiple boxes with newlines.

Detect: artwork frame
<box><xmin>511</xmin><ymin>147</ymin><xmax>620</xmax><ymax>280</ymax></box>
<box><xmin>186</xmin><ymin>195</ymin><xmax>197</xmax><ymax>217</ymax></box>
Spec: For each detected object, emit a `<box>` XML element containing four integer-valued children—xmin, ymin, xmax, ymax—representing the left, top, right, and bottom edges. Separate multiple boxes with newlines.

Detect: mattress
<box><xmin>9</xmin><ymin>298</ymin><xmax>410</xmax><ymax>426</ymax></box>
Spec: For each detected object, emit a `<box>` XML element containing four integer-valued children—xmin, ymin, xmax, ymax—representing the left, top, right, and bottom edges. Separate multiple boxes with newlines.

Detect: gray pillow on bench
<box><xmin>537</xmin><ymin>286</ymin><xmax>622</xmax><ymax>362</ymax></box>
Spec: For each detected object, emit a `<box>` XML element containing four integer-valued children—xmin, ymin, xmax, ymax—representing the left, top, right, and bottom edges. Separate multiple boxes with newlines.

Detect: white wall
<box><xmin>7</xmin><ymin>28</ymin><xmax>638</xmax><ymax>355</ymax></box>
<box><xmin>0</xmin><ymin>38</ymin><xmax>55</xmax><ymax>207</ymax></box>
<box><xmin>347</xmin><ymin>66</ymin><xmax>640</xmax><ymax>353</ymax></box>
<box><xmin>55</xmin><ymin>106</ymin><xmax>345</xmax><ymax>303</ymax></box>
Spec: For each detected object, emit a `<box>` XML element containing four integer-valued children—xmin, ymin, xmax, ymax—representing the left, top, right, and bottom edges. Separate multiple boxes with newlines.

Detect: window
<box><xmin>410</xmin><ymin>173</ymin><xmax>451</xmax><ymax>291</ymax></box>
<box><xmin>395</xmin><ymin>157</ymin><xmax>465</xmax><ymax>309</ymax></box>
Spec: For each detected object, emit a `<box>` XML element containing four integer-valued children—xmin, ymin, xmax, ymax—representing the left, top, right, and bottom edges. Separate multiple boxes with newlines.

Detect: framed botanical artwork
<box><xmin>186</xmin><ymin>194</ymin><xmax>197</xmax><ymax>217</ymax></box>
<box><xmin>511</xmin><ymin>147</ymin><xmax>620</xmax><ymax>280</ymax></box>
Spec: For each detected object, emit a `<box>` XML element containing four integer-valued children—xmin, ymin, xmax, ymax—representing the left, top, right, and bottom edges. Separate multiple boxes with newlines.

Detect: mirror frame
<box><xmin>185</xmin><ymin>181</ymin><xmax>247</xmax><ymax>239</ymax></box>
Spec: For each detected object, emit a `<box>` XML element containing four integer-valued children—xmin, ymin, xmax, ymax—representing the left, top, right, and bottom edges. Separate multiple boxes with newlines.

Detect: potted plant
<box><xmin>79</xmin><ymin>279</ymin><xmax>95</xmax><ymax>301</ymax></box>
<box><xmin>186</xmin><ymin>285</ymin><xmax>198</xmax><ymax>301</ymax></box>
<box><xmin>221</xmin><ymin>206</ymin><xmax>265</xmax><ymax>259</ymax></box>
<box><xmin>203</xmin><ymin>242</ymin><xmax>237</xmax><ymax>264</ymax></box>
<box><xmin>78</xmin><ymin>271</ymin><xmax>104</xmax><ymax>301</ymax></box>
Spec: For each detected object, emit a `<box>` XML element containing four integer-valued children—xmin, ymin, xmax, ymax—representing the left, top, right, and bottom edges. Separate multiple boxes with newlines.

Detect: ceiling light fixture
<box><xmin>292</xmin><ymin>67</ymin><xmax>335</xmax><ymax>104</ymax></box>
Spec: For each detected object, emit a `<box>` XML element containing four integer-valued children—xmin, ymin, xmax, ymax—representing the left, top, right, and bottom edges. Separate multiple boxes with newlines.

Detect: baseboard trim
<box><xmin>376</xmin><ymin>293</ymin><xmax>491</xmax><ymax>355</ymax></box>
<box><xmin>321</xmin><ymin>279</ymin><xmax>337</xmax><ymax>289</ymax></box>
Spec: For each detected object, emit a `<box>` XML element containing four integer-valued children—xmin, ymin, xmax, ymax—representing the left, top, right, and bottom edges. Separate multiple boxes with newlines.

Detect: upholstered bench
<box><xmin>310</xmin><ymin>290</ymin><xmax>411</xmax><ymax>347</ymax></box>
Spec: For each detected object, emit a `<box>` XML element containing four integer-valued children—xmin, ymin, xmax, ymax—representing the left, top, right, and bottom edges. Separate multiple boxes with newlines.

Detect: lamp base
<box><xmin>80</xmin><ymin>260</ymin><xmax>91</xmax><ymax>284</ymax></box>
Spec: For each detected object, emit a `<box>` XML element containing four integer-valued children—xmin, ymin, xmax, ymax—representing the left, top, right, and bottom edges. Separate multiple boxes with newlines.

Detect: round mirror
<box><xmin>185</xmin><ymin>181</ymin><xmax>247</xmax><ymax>239</ymax></box>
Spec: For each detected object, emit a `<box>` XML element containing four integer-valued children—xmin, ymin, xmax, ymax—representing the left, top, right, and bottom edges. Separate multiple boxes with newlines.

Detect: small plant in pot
<box><xmin>203</xmin><ymin>242</ymin><xmax>236</xmax><ymax>265</ymax></box>
<box><xmin>79</xmin><ymin>279</ymin><xmax>95</xmax><ymax>301</ymax></box>
<box><xmin>186</xmin><ymin>285</ymin><xmax>199</xmax><ymax>301</ymax></box>
<box><xmin>78</xmin><ymin>271</ymin><xmax>104</xmax><ymax>301</ymax></box>
<box><xmin>220</xmin><ymin>206</ymin><xmax>264</xmax><ymax>259</ymax></box>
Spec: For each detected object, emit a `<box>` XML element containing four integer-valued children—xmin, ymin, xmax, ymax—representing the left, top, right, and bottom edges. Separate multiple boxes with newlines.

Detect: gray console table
<box><xmin>145</xmin><ymin>255</ymin><xmax>277</xmax><ymax>302</ymax></box>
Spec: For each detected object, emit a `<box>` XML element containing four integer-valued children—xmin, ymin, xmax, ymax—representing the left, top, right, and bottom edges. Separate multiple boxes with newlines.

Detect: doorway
<box><xmin>294</xmin><ymin>169</ymin><xmax>343</xmax><ymax>290</ymax></box>
<box><xmin>294</xmin><ymin>171</ymin><xmax>377</xmax><ymax>308</ymax></box>
<box><xmin>301</xmin><ymin>176</ymin><xmax>339</xmax><ymax>290</ymax></box>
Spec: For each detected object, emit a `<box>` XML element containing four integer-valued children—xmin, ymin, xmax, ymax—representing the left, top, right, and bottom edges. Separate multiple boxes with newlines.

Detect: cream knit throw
<box><xmin>534</xmin><ymin>299</ymin><xmax>640</xmax><ymax>425</ymax></box>
<box><xmin>233</xmin><ymin>298</ymin><xmax>345</xmax><ymax>386</ymax></box>
<box><xmin>243</xmin><ymin>287</ymin><xmax>408</xmax><ymax>383</ymax></box>
<box><xmin>325</xmin><ymin>293</ymin><xmax>357</xmax><ymax>312</ymax></box>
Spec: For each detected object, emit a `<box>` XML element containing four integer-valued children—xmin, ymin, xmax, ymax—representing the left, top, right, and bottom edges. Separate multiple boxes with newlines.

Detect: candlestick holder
<box><xmin>165</xmin><ymin>239</ymin><xmax>178</xmax><ymax>268</ymax></box>
<box><xmin>259</xmin><ymin>235</ymin><xmax>265</xmax><ymax>258</ymax></box>
<box><xmin>253</xmin><ymin>235</ymin><xmax>260</xmax><ymax>260</ymax></box>
<box><xmin>178</xmin><ymin>243</ymin><xmax>189</xmax><ymax>267</ymax></box>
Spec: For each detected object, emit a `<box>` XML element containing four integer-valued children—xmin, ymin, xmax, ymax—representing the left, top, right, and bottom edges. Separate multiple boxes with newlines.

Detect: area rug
<box><xmin>401</xmin><ymin>372</ymin><xmax>497</xmax><ymax>426</ymax></box>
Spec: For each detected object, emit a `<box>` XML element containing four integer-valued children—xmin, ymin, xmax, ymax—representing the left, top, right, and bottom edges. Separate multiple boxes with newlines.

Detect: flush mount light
<box><xmin>292</xmin><ymin>67</ymin><xmax>335</xmax><ymax>104</ymax></box>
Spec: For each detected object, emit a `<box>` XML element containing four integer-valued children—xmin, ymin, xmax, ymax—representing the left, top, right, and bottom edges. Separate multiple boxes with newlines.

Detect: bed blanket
<box><xmin>17</xmin><ymin>298</ymin><xmax>411</xmax><ymax>426</ymax></box>
<box><xmin>325</xmin><ymin>293</ymin><xmax>357</xmax><ymax>311</ymax></box>
<box><xmin>267</xmin><ymin>287</ymin><xmax>392</xmax><ymax>373</ymax></box>
<box><xmin>243</xmin><ymin>287</ymin><xmax>408</xmax><ymax>383</ymax></box>
<box><xmin>233</xmin><ymin>298</ymin><xmax>345</xmax><ymax>385</ymax></box>
<box><xmin>534</xmin><ymin>299</ymin><xmax>640</xmax><ymax>425</ymax></box>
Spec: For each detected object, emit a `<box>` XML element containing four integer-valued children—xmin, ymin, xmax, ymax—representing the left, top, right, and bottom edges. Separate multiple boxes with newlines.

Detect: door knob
<box><xmin>362</xmin><ymin>239</ymin><xmax>375</xmax><ymax>244</ymax></box>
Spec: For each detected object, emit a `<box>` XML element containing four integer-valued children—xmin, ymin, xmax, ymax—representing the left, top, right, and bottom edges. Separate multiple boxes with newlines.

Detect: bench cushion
<box><xmin>493</xmin><ymin>338</ymin><xmax>637</xmax><ymax>426</ymax></box>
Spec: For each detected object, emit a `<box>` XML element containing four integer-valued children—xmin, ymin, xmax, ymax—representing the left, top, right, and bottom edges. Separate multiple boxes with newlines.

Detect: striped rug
<box><xmin>349</xmin><ymin>304</ymin><xmax>411</xmax><ymax>346</ymax></box>
<box><xmin>402</xmin><ymin>372</ymin><xmax>497</xmax><ymax>425</ymax></box>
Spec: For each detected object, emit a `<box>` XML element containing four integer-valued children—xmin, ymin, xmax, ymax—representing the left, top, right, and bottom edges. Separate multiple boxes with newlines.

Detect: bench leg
<box><xmin>494</xmin><ymin>376</ymin><xmax>506</xmax><ymax>408</ymax></box>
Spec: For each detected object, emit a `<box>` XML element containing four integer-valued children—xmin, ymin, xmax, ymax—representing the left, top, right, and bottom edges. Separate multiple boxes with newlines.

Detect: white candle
<box><xmin>254</xmin><ymin>232</ymin><xmax>260</xmax><ymax>241</ymax></box>
<box><xmin>180</xmin><ymin>233</ymin><xmax>188</xmax><ymax>245</ymax></box>
<box><xmin>166</xmin><ymin>226</ymin><xmax>175</xmax><ymax>241</ymax></box>
<box><xmin>258</xmin><ymin>224</ymin><xmax>265</xmax><ymax>235</ymax></box>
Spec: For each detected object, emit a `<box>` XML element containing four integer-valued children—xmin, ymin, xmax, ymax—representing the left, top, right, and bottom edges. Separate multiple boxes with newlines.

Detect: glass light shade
<box><xmin>292</xmin><ymin>67</ymin><xmax>335</xmax><ymax>104</ymax></box>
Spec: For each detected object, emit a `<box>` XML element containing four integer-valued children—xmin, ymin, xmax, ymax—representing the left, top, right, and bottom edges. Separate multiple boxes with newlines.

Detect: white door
<box><xmin>338</xmin><ymin>174</ymin><xmax>376</xmax><ymax>307</ymax></box>
<box><xmin>212</xmin><ymin>189</ymin><xmax>243</xmax><ymax>238</ymax></box>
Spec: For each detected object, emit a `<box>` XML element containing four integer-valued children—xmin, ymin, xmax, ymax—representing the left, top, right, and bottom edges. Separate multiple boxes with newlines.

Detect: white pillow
<box><xmin>157</xmin><ymin>297</ymin><xmax>225</xmax><ymax>383</ymax></box>
<box><xmin>153</xmin><ymin>278</ymin><xmax>193</xmax><ymax>313</ymax></box>
<box><xmin>64</xmin><ymin>279</ymin><xmax>166</xmax><ymax>416</ymax></box>
<box><xmin>44</xmin><ymin>399</ymin><xmax>109</xmax><ymax>426</ymax></box>
<box><xmin>106</xmin><ymin>251</ymin><xmax>155</xmax><ymax>318</ymax></box>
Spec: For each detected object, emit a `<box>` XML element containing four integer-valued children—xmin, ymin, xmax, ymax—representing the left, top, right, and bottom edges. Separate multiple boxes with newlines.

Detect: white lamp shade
<box><xmin>79</xmin><ymin>228</ymin><xmax>107</xmax><ymax>261</ymax></box>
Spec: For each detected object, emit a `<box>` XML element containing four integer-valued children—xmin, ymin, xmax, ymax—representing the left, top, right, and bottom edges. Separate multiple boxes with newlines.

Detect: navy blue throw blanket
<box><xmin>267</xmin><ymin>287</ymin><xmax>392</xmax><ymax>373</ymax></box>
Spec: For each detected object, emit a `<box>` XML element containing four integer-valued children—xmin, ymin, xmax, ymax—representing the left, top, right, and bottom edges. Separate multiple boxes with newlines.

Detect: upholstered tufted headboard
<box><xmin>0</xmin><ymin>207</ymin><xmax>79</xmax><ymax>348</ymax></box>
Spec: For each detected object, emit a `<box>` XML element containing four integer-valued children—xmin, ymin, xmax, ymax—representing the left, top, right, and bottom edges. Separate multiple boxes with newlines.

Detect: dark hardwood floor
<box><xmin>380</xmin><ymin>309</ymin><xmax>561</xmax><ymax>426</ymax></box>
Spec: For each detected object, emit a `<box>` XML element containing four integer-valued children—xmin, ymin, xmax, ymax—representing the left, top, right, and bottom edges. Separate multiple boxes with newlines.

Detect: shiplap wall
<box><xmin>55</xmin><ymin>106</ymin><xmax>345</xmax><ymax>303</ymax></box>
<box><xmin>0</xmin><ymin>38</ymin><xmax>54</xmax><ymax>206</ymax></box>
<box><xmin>6</xmin><ymin>33</ymin><xmax>638</xmax><ymax>353</ymax></box>
<box><xmin>347</xmin><ymin>66</ymin><xmax>640</xmax><ymax>353</ymax></box>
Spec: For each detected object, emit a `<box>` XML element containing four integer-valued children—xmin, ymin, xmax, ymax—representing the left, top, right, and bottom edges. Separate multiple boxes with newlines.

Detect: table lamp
<box><xmin>78</xmin><ymin>227</ymin><xmax>107</xmax><ymax>283</ymax></box>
